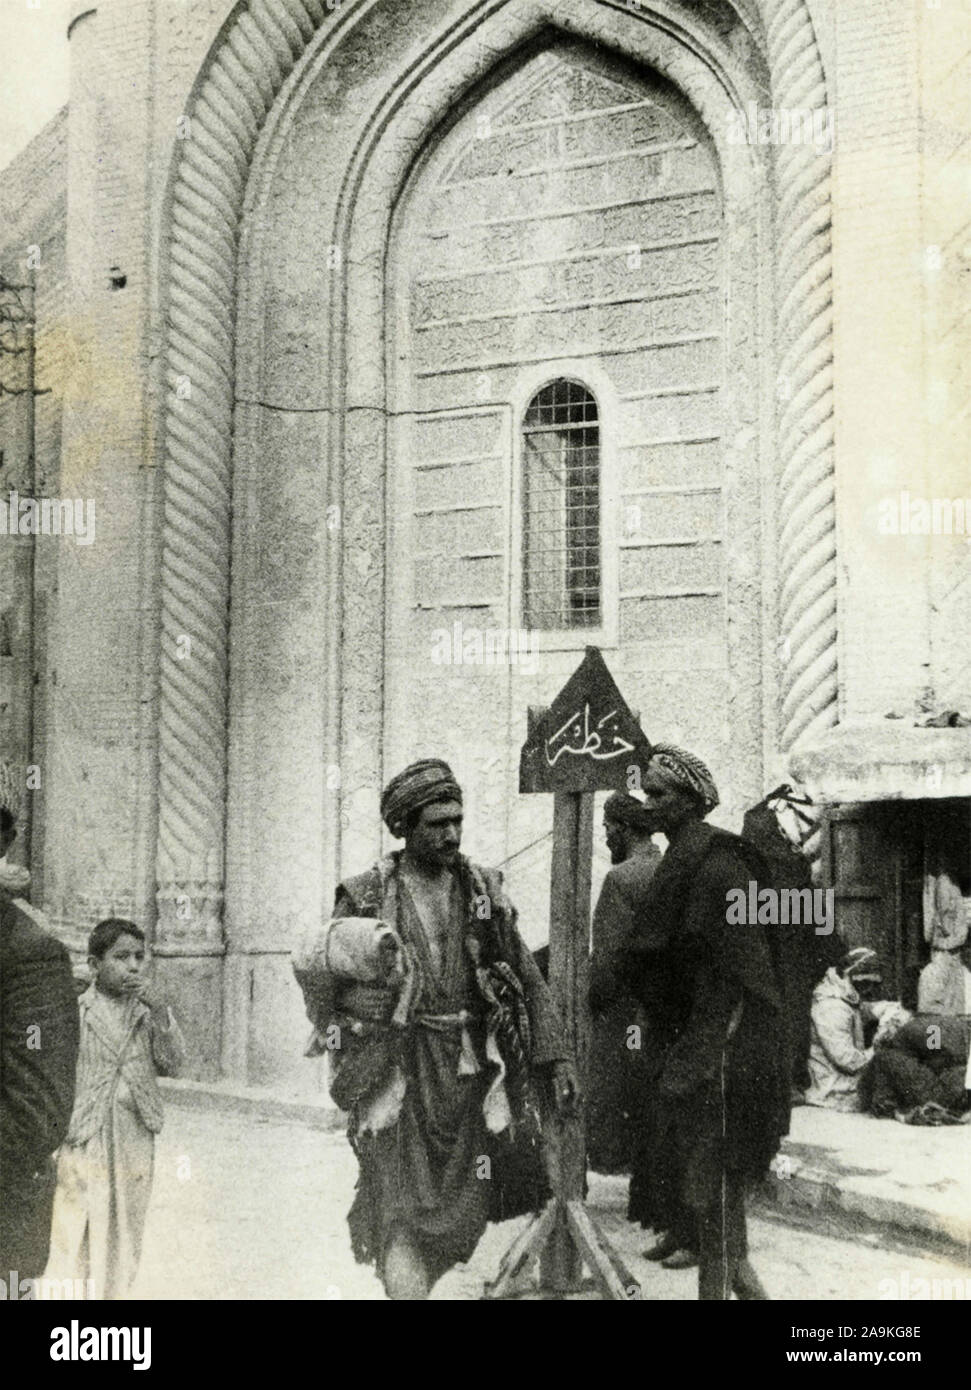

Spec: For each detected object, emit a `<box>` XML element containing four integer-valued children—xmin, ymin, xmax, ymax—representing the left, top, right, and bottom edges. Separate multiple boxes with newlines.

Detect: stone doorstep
<box><xmin>758</xmin><ymin>1107</ymin><xmax>971</xmax><ymax>1261</ymax></box>
<box><xmin>757</xmin><ymin>1173</ymin><xmax>971</xmax><ymax>1265</ymax></box>
<box><xmin>160</xmin><ymin>1080</ymin><xmax>971</xmax><ymax>1260</ymax></box>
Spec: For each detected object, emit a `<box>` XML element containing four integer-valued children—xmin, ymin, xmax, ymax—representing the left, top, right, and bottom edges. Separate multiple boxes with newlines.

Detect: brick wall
<box><xmin>921</xmin><ymin>1</ymin><xmax>971</xmax><ymax>711</ymax></box>
<box><xmin>1</xmin><ymin>0</ymin><xmax>963</xmax><ymax>1090</ymax></box>
<box><xmin>41</xmin><ymin>0</ymin><xmax>159</xmax><ymax>951</ymax></box>
<box><xmin>0</xmin><ymin>111</ymin><xmax>69</xmax><ymax>901</ymax></box>
<box><xmin>385</xmin><ymin>38</ymin><xmax>738</xmax><ymax>939</ymax></box>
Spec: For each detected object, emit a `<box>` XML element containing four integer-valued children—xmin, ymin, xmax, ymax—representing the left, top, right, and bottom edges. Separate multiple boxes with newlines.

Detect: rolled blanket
<box><xmin>293</xmin><ymin>916</ymin><xmax>413</xmax><ymax>1052</ymax></box>
<box><xmin>292</xmin><ymin>918</ymin><xmax>414</xmax><ymax>1131</ymax></box>
<box><xmin>293</xmin><ymin>915</ymin><xmax>405</xmax><ymax>990</ymax></box>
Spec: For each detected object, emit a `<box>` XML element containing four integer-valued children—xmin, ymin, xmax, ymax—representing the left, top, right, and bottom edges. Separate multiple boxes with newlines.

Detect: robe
<box><xmin>620</xmin><ymin>822</ymin><xmax>789</xmax><ymax>1210</ymax></box>
<box><xmin>588</xmin><ymin>846</ymin><xmax>680</xmax><ymax>1226</ymax></box>
<box><xmin>323</xmin><ymin>853</ymin><xmax>567</xmax><ymax>1284</ymax></box>
<box><xmin>48</xmin><ymin>988</ymin><xmax>184</xmax><ymax>1299</ymax></box>
<box><xmin>0</xmin><ymin>889</ymin><xmax>79</xmax><ymax>1278</ymax></box>
<box><xmin>619</xmin><ymin>822</ymin><xmax>789</xmax><ymax>1297</ymax></box>
<box><xmin>918</xmin><ymin>869</ymin><xmax>971</xmax><ymax>1016</ymax></box>
<box><xmin>860</xmin><ymin>1014</ymin><xmax>971</xmax><ymax>1118</ymax></box>
<box><xmin>805</xmin><ymin>968</ymin><xmax>871</xmax><ymax>1111</ymax></box>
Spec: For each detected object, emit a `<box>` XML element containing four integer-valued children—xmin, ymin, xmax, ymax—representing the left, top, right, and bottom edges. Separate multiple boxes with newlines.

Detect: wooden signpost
<box><xmin>486</xmin><ymin>648</ymin><xmax>653</xmax><ymax>1300</ymax></box>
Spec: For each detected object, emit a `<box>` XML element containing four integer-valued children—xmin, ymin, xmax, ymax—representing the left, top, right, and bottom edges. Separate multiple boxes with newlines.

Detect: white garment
<box><xmin>805</xmin><ymin>968</ymin><xmax>873</xmax><ymax>1112</ymax></box>
<box><xmin>919</xmin><ymin>870</ymin><xmax>971</xmax><ymax>1015</ymax></box>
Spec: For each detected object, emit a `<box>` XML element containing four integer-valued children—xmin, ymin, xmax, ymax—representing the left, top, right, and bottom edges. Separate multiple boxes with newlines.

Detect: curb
<box><xmin>756</xmin><ymin>1149</ymin><xmax>971</xmax><ymax>1263</ymax></box>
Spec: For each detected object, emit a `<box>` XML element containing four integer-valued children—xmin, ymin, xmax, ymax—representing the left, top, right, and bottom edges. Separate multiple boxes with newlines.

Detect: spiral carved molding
<box><xmin>155</xmin><ymin>0</ymin><xmax>834</xmax><ymax>936</ymax></box>
<box><xmin>156</xmin><ymin>0</ymin><xmax>333</xmax><ymax>941</ymax></box>
<box><xmin>763</xmin><ymin>0</ymin><xmax>838</xmax><ymax>754</ymax></box>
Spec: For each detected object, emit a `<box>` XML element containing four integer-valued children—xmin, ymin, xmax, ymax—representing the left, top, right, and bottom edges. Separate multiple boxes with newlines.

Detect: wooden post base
<box><xmin>484</xmin><ymin>1198</ymin><xmax>641</xmax><ymax>1301</ymax></box>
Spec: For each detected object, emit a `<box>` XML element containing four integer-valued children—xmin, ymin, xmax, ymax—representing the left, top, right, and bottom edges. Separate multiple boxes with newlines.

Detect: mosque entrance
<box><xmin>821</xmin><ymin>798</ymin><xmax>971</xmax><ymax>1005</ymax></box>
<box><xmin>382</xmin><ymin>35</ymin><xmax>738</xmax><ymax>926</ymax></box>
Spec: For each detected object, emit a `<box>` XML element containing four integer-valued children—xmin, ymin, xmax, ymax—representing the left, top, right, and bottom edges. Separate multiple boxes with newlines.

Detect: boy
<box><xmin>49</xmin><ymin>919</ymin><xmax>184</xmax><ymax>1298</ymax></box>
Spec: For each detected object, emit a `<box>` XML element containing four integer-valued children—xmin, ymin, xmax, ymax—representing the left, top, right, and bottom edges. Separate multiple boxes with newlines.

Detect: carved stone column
<box><xmin>155</xmin><ymin>0</ymin><xmax>331</xmax><ymax>951</ymax></box>
<box><xmin>764</xmin><ymin>0</ymin><xmax>838</xmax><ymax>753</ymax></box>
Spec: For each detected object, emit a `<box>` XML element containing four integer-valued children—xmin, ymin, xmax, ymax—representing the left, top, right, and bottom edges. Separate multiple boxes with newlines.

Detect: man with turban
<box><xmin>589</xmin><ymin>794</ymin><xmax>698</xmax><ymax>1265</ymax></box>
<box><xmin>299</xmin><ymin>759</ymin><xmax>577</xmax><ymax>1299</ymax></box>
<box><xmin>589</xmin><ymin>793</ymin><xmax>697</xmax><ymax>1267</ymax></box>
<box><xmin>591</xmin><ymin>745</ymin><xmax>789</xmax><ymax>1299</ymax></box>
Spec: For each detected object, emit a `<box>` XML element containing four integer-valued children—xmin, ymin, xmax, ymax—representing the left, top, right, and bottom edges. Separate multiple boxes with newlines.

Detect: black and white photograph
<box><xmin>0</xmin><ymin>0</ymin><xmax>968</xmax><ymax>1345</ymax></box>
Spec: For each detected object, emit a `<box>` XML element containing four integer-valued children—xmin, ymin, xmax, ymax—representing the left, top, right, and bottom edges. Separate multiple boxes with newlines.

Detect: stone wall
<box><xmin>2</xmin><ymin>0</ymin><xmax>964</xmax><ymax>1092</ymax></box>
<box><xmin>0</xmin><ymin>110</ymin><xmax>69</xmax><ymax>900</ymax></box>
<box><xmin>920</xmin><ymin>2</ymin><xmax>971</xmax><ymax>713</ymax></box>
<box><xmin>38</xmin><ymin>0</ymin><xmax>159</xmax><ymax>968</ymax></box>
<box><xmin>386</xmin><ymin>39</ymin><xmax>736</xmax><ymax>937</ymax></box>
<box><xmin>217</xmin><ymin>0</ymin><xmax>772</xmax><ymax>1085</ymax></box>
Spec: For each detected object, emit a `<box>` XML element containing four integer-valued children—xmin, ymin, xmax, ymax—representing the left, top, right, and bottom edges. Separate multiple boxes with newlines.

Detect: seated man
<box><xmin>295</xmin><ymin>759</ymin><xmax>577</xmax><ymax>1300</ymax></box>
<box><xmin>805</xmin><ymin>948</ymin><xmax>884</xmax><ymax>1111</ymax></box>
<box><xmin>860</xmin><ymin>1014</ymin><xmax>971</xmax><ymax>1123</ymax></box>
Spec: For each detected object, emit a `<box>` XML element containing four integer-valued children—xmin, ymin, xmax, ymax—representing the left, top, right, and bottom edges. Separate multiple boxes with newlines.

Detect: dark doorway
<box><xmin>821</xmin><ymin>798</ymin><xmax>970</xmax><ymax>1005</ymax></box>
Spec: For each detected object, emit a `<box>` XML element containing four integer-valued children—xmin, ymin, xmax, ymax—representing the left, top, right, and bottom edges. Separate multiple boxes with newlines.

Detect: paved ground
<box><xmin>772</xmin><ymin>1105</ymin><xmax>971</xmax><ymax>1250</ymax></box>
<box><xmin>129</xmin><ymin>1102</ymin><xmax>971</xmax><ymax>1301</ymax></box>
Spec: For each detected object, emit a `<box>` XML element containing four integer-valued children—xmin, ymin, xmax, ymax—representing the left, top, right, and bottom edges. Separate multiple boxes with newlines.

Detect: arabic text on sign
<box><xmin>545</xmin><ymin>704</ymin><xmax>635</xmax><ymax>767</ymax></box>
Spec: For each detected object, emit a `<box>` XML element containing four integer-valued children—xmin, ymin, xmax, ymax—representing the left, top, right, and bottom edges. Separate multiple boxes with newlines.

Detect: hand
<box><xmin>551</xmin><ymin>1060</ymin><xmax>580</xmax><ymax>1118</ymax></box>
<box><xmin>134</xmin><ymin>977</ymin><xmax>169</xmax><ymax>1013</ymax></box>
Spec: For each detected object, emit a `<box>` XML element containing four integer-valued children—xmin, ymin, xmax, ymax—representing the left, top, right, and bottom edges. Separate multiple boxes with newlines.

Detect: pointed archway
<box><xmin>155</xmin><ymin>0</ymin><xmax>834</xmax><ymax>1084</ymax></box>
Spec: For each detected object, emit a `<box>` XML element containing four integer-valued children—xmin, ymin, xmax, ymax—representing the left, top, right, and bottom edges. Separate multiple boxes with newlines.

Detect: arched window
<box><xmin>522</xmin><ymin>381</ymin><xmax>601</xmax><ymax>630</ymax></box>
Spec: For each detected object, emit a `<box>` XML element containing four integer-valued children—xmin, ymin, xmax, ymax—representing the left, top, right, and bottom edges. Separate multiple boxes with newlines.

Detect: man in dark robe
<box><xmin>588</xmin><ymin>793</ymin><xmax>660</xmax><ymax>1176</ymax></box>
<box><xmin>593</xmin><ymin>745</ymin><xmax>789</xmax><ymax>1300</ymax></box>
<box><xmin>0</xmin><ymin>790</ymin><xmax>80</xmax><ymax>1281</ymax></box>
<box><xmin>589</xmin><ymin>793</ymin><xmax>695</xmax><ymax>1267</ymax></box>
<box><xmin>299</xmin><ymin>759</ymin><xmax>577</xmax><ymax>1299</ymax></box>
<box><xmin>741</xmin><ymin>795</ymin><xmax>842</xmax><ymax>1095</ymax></box>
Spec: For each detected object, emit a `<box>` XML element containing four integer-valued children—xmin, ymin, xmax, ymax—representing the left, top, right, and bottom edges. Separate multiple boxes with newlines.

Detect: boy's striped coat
<box><xmin>65</xmin><ymin>988</ymin><xmax>184</xmax><ymax>1145</ymax></box>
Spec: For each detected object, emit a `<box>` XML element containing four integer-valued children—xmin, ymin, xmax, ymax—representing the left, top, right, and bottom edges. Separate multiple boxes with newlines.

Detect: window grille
<box><xmin>522</xmin><ymin>380</ymin><xmax>601</xmax><ymax>630</ymax></box>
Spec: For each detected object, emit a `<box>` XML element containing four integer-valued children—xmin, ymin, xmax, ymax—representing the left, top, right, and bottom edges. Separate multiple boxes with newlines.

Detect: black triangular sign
<box><xmin>519</xmin><ymin>647</ymin><xmax>653</xmax><ymax>793</ymax></box>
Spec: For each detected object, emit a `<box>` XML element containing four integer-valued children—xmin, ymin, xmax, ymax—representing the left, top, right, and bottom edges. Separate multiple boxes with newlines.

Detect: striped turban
<box><xmin>380</xmin><ymin>759</ymin><xmax>462</xmax><ymax>839</ymax></box>
<box><xmin>603</xmin><ymin>791</ymin><xmax>655</xmax><ymax>833</ymax></box>
<box><xmin>648</xmin><ymin>743</ymin><xmax>720</xmax><ymax>815</ymax></box>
